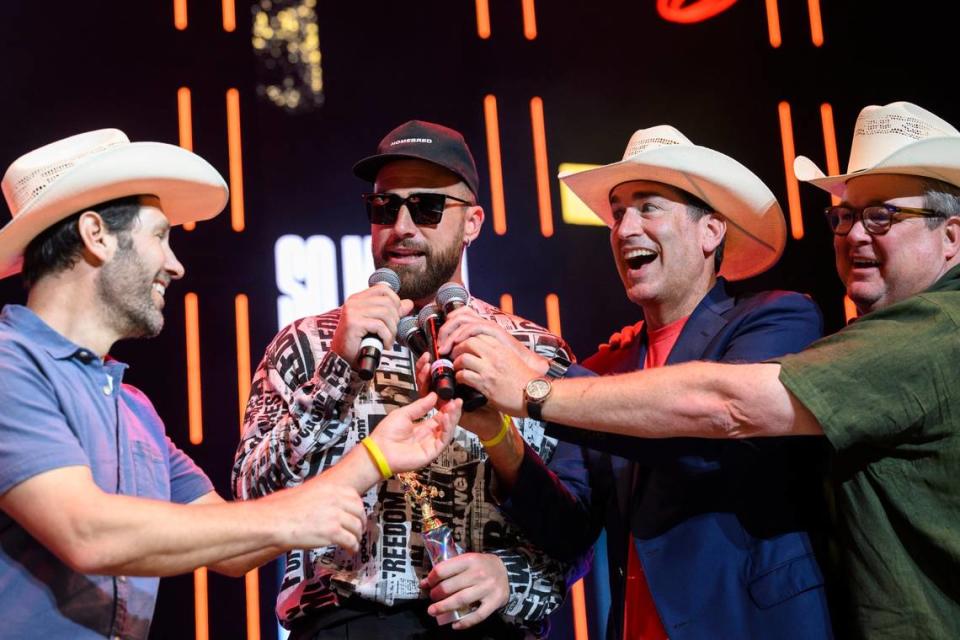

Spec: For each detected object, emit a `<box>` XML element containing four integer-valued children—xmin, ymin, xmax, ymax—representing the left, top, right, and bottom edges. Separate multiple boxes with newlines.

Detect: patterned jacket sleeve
<box><xmin>485</xmin><ymin>327</ymin><xmax>584</xmax><ymax>631</ymax></box>
<box><xmin>232</xmin><ymin>313</ymin><xmax>363</xmax><ymax>499</ymax></box>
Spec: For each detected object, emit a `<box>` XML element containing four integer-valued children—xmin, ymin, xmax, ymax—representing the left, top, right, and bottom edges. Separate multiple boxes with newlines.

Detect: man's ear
<box><xmin>702</xmin><ymin>214</ymin><xmax>727</xmax><ymax>255</ymax></box>
<box><xmin>76</xmin><ymin>211</ymin><xmax>114</xmax><ymax>265</ymax></box>
<box><xmin>464</xmin><ymin>205</ymin><xmax>485</xmax><ymax>244</ymax></box>
<box><xmin>943</xmin><ymin>216</ymin><xmax>960</xmax><ymax>261</ymax></box>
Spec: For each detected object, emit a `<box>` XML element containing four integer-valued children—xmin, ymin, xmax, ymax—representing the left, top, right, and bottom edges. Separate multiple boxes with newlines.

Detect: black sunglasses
<box><xmin>362</xmin><ymin>192</ymin><xmax>473</xmax><ymax>225</ymax></box>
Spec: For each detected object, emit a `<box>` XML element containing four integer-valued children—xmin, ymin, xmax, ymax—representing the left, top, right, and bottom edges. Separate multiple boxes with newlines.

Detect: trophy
<box><xmin>397</xmin><ymin>471</ymin><xmax>474</xmax><ymax>625</ymax></box>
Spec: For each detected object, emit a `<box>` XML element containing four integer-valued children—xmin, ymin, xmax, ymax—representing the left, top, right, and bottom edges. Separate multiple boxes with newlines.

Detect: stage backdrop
<box><xmin>1</xmin><ymin>1</ymin><xmax>956</xmax><ymax>639</ymax></box>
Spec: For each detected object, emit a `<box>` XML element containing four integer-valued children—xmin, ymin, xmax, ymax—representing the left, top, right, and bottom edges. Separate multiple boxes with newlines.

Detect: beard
<box><xmin>96</xmin><ymin>239</ymin><xmax>165</xmax><ymax>339</ymax></box>
<box><xmin>375</xmin><ymin>228</ymin><xmax>465</xmax><ymax>301</ymax></box>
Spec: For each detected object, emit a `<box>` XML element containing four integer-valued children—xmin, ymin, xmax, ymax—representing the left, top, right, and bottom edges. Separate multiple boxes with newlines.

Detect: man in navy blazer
<box><xmin>431</xmin><ymin>126</ymin><xmax>834</xmax><ymax>638</ymax></box>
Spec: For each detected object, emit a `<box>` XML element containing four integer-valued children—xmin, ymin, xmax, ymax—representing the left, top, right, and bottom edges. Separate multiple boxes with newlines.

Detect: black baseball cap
<box><xmin>353</xmin><ymin>120</ymin><xmax>480</xmax><ymax>197</ymax></box>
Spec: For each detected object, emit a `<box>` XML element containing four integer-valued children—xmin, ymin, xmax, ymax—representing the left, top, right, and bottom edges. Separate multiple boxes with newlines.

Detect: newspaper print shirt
<box><xmin>232</xmin><ymin>298</ymin><xmax>575</xmax><ymax>634</ymax></box>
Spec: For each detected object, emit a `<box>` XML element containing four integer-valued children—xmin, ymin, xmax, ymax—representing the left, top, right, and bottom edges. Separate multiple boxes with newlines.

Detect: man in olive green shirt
<box><xmin>449</xmin><ymin>101</ymin><xmax>960</xmax><ymax>638</ymax></box>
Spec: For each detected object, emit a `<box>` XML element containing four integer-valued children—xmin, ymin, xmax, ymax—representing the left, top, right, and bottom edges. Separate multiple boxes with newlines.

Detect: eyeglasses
<box><xmin>362</xmin><ymin>192</ymin><xmax>474</xmax><ymax>225</ymax></box>
<box><xmin>824</xmin><ymin>204</ymin><xmax>944</xmax><ymax>236</ymax></box>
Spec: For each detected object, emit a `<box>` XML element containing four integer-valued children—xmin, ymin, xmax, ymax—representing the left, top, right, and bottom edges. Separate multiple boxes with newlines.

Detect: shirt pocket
<box><xmin>130</xmin><ymin>439</ymin><xmax>171</xmax><ymax>500</ymax></box>
<box><xmin>747</xmin><ymin>552</ymin><xmax>824</xmax><ymax>609</ymax></box>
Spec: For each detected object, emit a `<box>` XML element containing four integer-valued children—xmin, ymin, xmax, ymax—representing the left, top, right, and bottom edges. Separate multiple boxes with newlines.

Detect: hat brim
<box><xmin>353</xmin><ymin>151</ymin><xmax>478</xmax><ymax>196</ymax></box>
<box><xmin>0</xmin><ymin>141</ymin><xmax>228</xmax><ymax>279</ymax></box>
<box><xmin>795</xmin><ymin>137</ymin><xmax>960</xmax><ymax>196</ymax></box>
<box><xmin>560</xmin><ymin>145</ymin><xmax>785</xmax><ymax>281</ymax></box>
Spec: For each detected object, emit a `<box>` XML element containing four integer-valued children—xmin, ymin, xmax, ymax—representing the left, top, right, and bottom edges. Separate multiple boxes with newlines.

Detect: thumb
<box><xmin>399</xmin><ymin>299</ymin><xmax>415</xmax><ymax>317</ymax></box>
<box><xmin>398</xmin><ymin>392</ymin><xmax>439</xmax><ymax>420</ymax></box>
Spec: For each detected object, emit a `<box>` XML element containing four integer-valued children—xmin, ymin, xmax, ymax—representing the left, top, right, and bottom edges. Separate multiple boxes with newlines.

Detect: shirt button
<box><xmin>102</xmin><ymin>385</ymin><xmax>112</xmax><ymax>395</ymax></box>
<box><xmin>118</xmin><ymin>575</ymin><xmax>127</xmax><ymax>582</ymax></box>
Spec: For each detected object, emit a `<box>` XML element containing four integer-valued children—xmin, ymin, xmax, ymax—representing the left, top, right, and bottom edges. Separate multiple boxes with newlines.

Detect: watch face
<box><xmin>526</xmin><ymin>377</ymin><xmax>552</xmax><ymax>401</ymax></box>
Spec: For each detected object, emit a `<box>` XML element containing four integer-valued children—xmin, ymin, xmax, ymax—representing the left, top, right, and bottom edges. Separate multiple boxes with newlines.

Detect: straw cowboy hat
<box><xmin>0</xmin><ymin>128</ymin><xmax>228</xmax><ymax>279</ymax></box>
<box><xmin>795</xmin><ymin>101</ymin><xmax>960</xmax><ymax>196</ymax></box>
<box><xmin>560</xmin><ymin>125</ymin><xmax>785</xmax><ymax>281</ymax></box>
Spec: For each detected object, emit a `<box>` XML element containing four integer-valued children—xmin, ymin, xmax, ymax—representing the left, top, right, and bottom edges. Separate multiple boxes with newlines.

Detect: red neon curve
<box><xmin>657</xmin><ymin>0</ymin><xmax>739</xmax><ymax>24</ymax></box>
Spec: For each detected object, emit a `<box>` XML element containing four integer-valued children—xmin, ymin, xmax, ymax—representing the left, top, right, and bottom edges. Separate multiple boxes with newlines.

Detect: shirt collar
<box><xmin>0</xmin><ymin>304</ymin><xmax>125</xmax><ymax>366</ymax></box>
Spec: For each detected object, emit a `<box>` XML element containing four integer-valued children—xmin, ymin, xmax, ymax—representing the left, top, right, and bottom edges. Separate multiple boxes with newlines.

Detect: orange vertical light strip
<box><xmin>521</xmin><ymin>0</ymin><xmax>538</xmax><ymax>40</ymax></box>
<box><xmin>185</xmin><ymin>293</ymin><xmax>203</xmax><ymax>445</ymax></box>
<box><xmin>530</xmin><ymin>98</ymin><xmax>554</xmax><ymax>238</ymax></box>
<box><xmin>194</xmin><ymin>567</ymin><xmax>209</xmax><ymax>640</ymax></box>
<box><xmin>226</xmin><ymin>89</ymin><xmax>246</xmax><ymax>232</ymax></box>
<box><xmin>570</xmin><ymin>578</ymin><xmax>590</xmax><ymax>640</ymax></box>
<box><xmin>545</xmin><ymin>293</ymin><xmax>562</xmax><ymax>336</ymax></box>
<box><xmin>235</xmin><ymin>294</ymin><xmax>252</xmax><ymax>428</ymax></box>
<box><xmin>764</xmin><ymin>0</ymin><xmax>782</xmax><ymax>48</ymax></box>
<box><xmin>245</xmin><ymin>571</ymin><xmax>261</xmax><ymax>640</ymax></box>
<box><xmin>234</xmin><ymin>294</ymin><xmax>261</xmax><ymax>640</ymax></box>
<box><xmin>777</xmin><ymin>101</ymin><xmax>804</xmax><ymax>240</ymax></box>
<box><xmin>177</xmin><ymin>87</ymin><xmax>197</xmax><ymax>231</ymax></box>
<box><xmin>483</xmin><ymin>95</ymin><xmax>507</xmax><ymax>236</ymax></box>
<box><xmin>222</xmin><ymin>0</ymin><xmax>236</xmax><ymax>32</ymax></box>
<box><xmin>178</xmin><ymin>87</ymin><xmax>194</xmax><ymax>152</ymax></box>
<box><xmin>808</xmin><ymin>0</ymin><xmax>824</xmax><ymax>46</ymax></box>
<box><xmin>475</xmin><ymin>0</ymin><xmax>491</xmax><ymax>39</ymax></box>
<box><xmin>174</xmin><ymin>0</ymin><xmax>188</xmax><ymax>30</ymax></box>
<box><xmin>820</xmin><ymin>102</ymin><xmax>842</xmax><ymax>205</ymax></box>
<box><xmin>844</xmin><ymin>296</ymin><xmax>858</xmax><ymax>323</ymax></box>
<box><xmin>499</xmin><ymin>293</ymin><xmax>514</xmax><ymax>314</ymax></box>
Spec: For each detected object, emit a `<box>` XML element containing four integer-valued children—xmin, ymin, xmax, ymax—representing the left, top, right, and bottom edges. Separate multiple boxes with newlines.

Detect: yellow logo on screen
<box><xmin>557</xmin><ymin>163</ymin><xmax>605</xmax><ymax>227</ymax></box>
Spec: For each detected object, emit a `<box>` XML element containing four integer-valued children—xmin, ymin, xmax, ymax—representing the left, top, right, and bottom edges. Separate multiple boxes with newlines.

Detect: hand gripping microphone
<box><xmin>417</xmin><ymin>303</ymin><xmax>456</xmax><ymax>400</ymax></box>
<box><xmin>357</xmin><ymin>268</ymin><xmax>401</xmax><ymax>380</ymax></box>
<box><xmin>397</xmin><ymin>314</ymin><xmax>429</xmax><ymax>358</ymax></box>
<box><xmin>435</xmin><ymin>283</ymin><xmax>488</xmax><ymax>412</ymax></box>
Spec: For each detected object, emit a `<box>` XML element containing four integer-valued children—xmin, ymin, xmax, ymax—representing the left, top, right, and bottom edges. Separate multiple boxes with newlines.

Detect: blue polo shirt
<box><xmin>0</xmin><ymin>304</ymin><xmax>213</xmax><ymax>639</ymax></box>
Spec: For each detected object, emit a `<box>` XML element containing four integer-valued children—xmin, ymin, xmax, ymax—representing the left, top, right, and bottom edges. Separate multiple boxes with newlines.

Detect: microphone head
<box><xmin>417</xmin><ymin>303</ymin><xmax>443</xmax><ymax>331</ymax></box>
<box><xmin>368</xmin><ymin>267</ymin><xmax>401</xmax><ymax>292</ymax></box>
<box><xmin>397</xmin><ymin>315</ymin><xmax>420</xmax><ymax>346</ymax></box>
<box><xmin>436</xmin><ymin>282</ymin><xmax>469</xmax><ymax>309</ymax></box>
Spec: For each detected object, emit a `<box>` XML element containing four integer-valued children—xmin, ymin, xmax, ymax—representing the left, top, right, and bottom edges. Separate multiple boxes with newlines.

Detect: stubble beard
<box><xmin>96</xmin><ymin>240</ymin><xmax>165</xmax><ymax>340</ymax></box>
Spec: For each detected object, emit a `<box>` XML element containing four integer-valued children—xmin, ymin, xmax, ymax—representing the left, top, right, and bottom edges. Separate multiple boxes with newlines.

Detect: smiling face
<box><xmin>96</xmin><ymin>198</ymin><xmax>184</xmax><ymax>338</ymax></box>
<box><xmin>608</xmin><ymin>180</ymin><xmax>725</xmax><ymax>325</ymax></box>
<box><xmin>371</xmin><ymin>159</ymin><xmax>483</xmax><ymax>303</ymax></box>
<box><xmin>835</xmin><ymin>174</ymin><xmax>958</xmax><ymax>314</ymax></box>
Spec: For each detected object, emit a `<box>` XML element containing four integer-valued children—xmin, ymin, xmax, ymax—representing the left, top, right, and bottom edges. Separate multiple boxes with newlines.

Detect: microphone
<box><xmin>435</xmin><ymin>283</ymin><xmax>488</xmax><ymax>412</ymax></box>
<box><xmin>357</xmin><ymin>268</ymin><xmax>401</xmax><ymax>381</ymax></box>
<box><xmin>397</xmin><ymin>315</ymin><xmax>429</xmax><ymax>358</ymax></box>
<box><xmin>417</xmin><ymin>303</ymin><xmax>456</xmax><ymax>400</ymax></box>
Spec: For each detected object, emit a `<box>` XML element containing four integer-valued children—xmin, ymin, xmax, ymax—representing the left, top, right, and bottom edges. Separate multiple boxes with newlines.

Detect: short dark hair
<box><xmin>921</xmin><ymin>177</ymin><xmax>960</xmax><ymax>229</ymax></box>
<box><xmin>21</xmin><ymin>196</ymin><xmax>143</xmax><ymax>288</ymax></box>
<box><xmin>681</xmin><ymin>192</ymin><xmax>725</xmax><ymax>273</ymax></box>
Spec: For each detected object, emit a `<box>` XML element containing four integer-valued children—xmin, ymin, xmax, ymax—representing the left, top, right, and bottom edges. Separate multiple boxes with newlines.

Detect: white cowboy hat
<box><xmin>560</xmin><ymin>125</ymin><xmax>785</xmax><ymax>281</ymax></box>
<box><xmin>794</xmin><ymin>101</ymin><xmax>960</xmax><ymax>196</ymax></box>
<box><xmin>0</xmin><ymin>128</ymin><xmax>228</xmax><ymax>279</ymax></box>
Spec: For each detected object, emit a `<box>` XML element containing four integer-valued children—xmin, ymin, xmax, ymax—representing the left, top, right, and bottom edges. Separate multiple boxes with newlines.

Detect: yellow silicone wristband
<box><xmin>361</xmin><ymin>437</ymin><xmax>393</xmax><ymax>480</ymax></box>
<box><xmin>481</xmin><ymin>413</ymin><xmax>513</xmax><ymax>448</ymax></box>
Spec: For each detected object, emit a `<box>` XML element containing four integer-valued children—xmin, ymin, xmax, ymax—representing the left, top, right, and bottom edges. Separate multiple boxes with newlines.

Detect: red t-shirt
<box><xmin>624</xmin><ymin>315</ymin><xmax>689</xmax><ymax>640</ymax></box>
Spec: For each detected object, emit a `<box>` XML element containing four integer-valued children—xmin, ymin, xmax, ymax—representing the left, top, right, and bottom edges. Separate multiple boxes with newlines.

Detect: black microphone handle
<box><xmin>356</xmin><ymin>335</ymin><xmax>383</xmax><ymax>381</ymax></box>
<box><xmin>438</xmin><ymin>299</ymin><xmax>488</xmax><ymax>412</ymax></box>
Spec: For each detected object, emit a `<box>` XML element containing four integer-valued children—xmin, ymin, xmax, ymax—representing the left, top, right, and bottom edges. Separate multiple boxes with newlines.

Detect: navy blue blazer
<box><xmin>502</xmin><ymin>281</ymin><xmax>834</xmax><ymax>639</ymax></box>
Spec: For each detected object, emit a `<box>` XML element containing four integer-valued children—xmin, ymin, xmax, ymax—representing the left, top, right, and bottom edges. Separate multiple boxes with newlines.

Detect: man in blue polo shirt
<box><xmin>0</xmin><ymin>129</ymin><xmax>462</xmax><ymax>639</ymax></box>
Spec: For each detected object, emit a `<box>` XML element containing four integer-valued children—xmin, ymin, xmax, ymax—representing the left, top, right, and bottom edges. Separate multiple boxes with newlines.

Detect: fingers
<box><xmin>422</xmin><ymin>554</ymin><xmax>468</xmax><ymax>588</ymax></box>
<box><xmin>429</xmin><ymin>584</ymin><xmax>485</xmax><ymax>618</ymax></box>
<box><xmin>415</xmin><ymin>353</ymin><xmax>432</xmax><ymax>395</ymax></box>
<box><xmin>397</xmin><ymin>392</ymin><xmax>439</xmax><ymax>420</ymax></box>
<box><xmin>451</xmin><ymin>596</ymin><xmax>499</xmax><ymax>630</ymax></box>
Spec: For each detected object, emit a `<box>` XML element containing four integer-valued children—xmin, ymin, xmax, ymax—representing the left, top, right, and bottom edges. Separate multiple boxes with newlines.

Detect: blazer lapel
<box><xmin>665</xmin><ymin>279</ymin><xmax>735</xmax><ymax>365</ymax></box>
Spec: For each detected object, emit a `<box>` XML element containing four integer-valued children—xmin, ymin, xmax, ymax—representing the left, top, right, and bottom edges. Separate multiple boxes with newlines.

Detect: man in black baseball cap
<box><xmin>233</xmin><ymin>120</ymin><xmax>577</xmax><ymax>639</ymax></box>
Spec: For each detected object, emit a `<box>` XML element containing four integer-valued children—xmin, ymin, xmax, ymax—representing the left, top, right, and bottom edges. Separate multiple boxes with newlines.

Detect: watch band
<box><xmin>545</xmin><ymin>354</ymin><xmax>571</xmax><ymax>379</ymax></box>
<box><xmin>527</xmin><ymin>398</ymin><xmax>544</xmax><ymax>421</ymax></box>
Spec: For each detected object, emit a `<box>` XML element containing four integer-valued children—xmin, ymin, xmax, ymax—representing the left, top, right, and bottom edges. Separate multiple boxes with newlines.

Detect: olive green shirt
<box><xmin>779</xmin><ymin>264</ymin><xmax>960</xmax><ymax>639</ymax></box>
